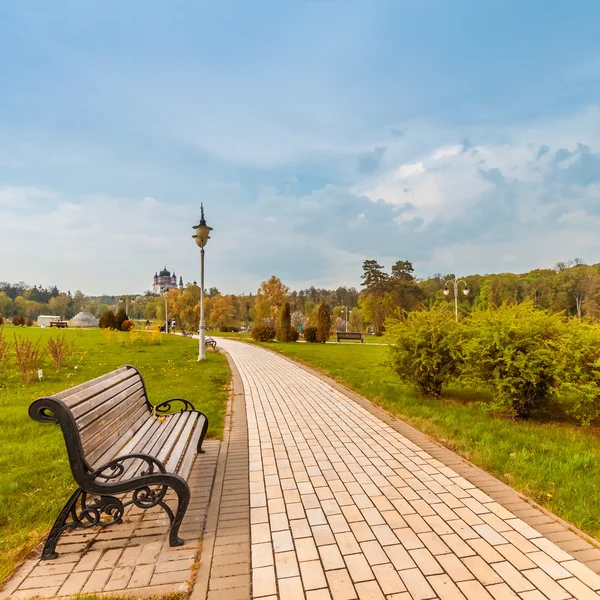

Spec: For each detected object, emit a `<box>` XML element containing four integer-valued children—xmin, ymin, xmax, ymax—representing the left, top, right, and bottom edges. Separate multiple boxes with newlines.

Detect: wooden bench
<box><xmin>336</xmin><ymin>331</ymin><xmax>363</xmax><ymax>343</ymax></box>
<box><xmin>50</xmin><ymin>321</ymin><xmax>68</xmax><ymax>328</ymax></box>
<box><xmin>180</xmin><ymin>328</ymin><xmax>193</xmax><ymax>338</ymax></box>
<box><xmin>205</xmin><ymin>336</ymin><xmax>217</xmax><ymax>350</ymax></box>
<box><xmin>29</xmin><ymin>365</ymin><xmax>208</xmax><ymax>560</ymax></box>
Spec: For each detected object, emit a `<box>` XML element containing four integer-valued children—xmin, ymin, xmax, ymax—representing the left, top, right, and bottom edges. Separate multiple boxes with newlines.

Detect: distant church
<box><xmin>152</xmin><ymin>267</ymin><xmax>184</xmax><ymax>295</ymax></box>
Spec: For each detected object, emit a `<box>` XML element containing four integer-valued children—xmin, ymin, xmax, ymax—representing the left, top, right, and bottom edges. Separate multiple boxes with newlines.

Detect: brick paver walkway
<box><xmin>216</xmin><ymin>338</ymin><xmax>600</xmax><ymax>600</ymax></box>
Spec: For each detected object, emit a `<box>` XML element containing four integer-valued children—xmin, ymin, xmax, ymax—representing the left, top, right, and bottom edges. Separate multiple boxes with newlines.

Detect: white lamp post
<box><xmin>164</xmin><ymin>291</ymin><xmax>169</xmax><ymax>334</ymax></box>
<box><xmin>192</xmin><ymin>204</ymin><xmax>213</xmax><ymax>361</ymax></box>
<box><xmin>443</xmin><ymin>277</ymin><xmax>470</xmax><ymax>321</ymax></box>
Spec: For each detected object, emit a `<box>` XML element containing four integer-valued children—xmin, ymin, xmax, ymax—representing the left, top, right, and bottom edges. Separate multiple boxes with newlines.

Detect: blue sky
<box><xmin>1</xmin><ymin>0</ymin><xmax>600</xmax><ymax>295</ymax></box>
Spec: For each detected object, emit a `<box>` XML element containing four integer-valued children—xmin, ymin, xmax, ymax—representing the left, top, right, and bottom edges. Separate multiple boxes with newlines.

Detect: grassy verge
<box><xmin>0</xmin><ymin>326</ymin><xmax>230</xmax><ymax>585</ymax></box>
<box><xmin>248</xmin><ymin>339</ymin><xmax>600</xmax><ymax>540</ymax></box>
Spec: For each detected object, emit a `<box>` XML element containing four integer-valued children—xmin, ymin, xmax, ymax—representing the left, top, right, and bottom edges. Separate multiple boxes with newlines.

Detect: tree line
<box><xmin>2</xmin><ymin>256</ymin><xmax>600</xmax><ymax>329</ymax></box>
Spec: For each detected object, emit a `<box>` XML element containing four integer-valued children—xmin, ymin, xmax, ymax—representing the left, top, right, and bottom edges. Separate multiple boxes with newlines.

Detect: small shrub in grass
<box><xmin>98</xmin><ymin>310</ymin><xmax>117</xmax><ymax>330</ymax></box>
<box><xmin>12</xmin><ymin>315</ymin><xmax>25</xmax><ymax>326</ymax></box>
<box><xmin>0</xmin><ymin>327</ymin><xmax>10</xmax><ymax>374</ymax></box>
<box><xmin>461</xmin><ymin>301</ymin><xmax>565</xmax><ymax>420</ymax></box>
<box><xmin>387</xmin><ymin>304</ymin><xmax>462</xmax><ymax>398</ymax></box>
<box><xmin>25</xmin><ymin>318</ymin><xmax>33</xmax><ymax>327</ymax></box>
<box><xmin>560</xmin><ymin>319</ymin><xmax>600</xmax><ymax>425</ymax></box>
<box><xmin>13</xmin><ymin>333</ymin><xmax>43</xmax><ymax>384</ymax></box>
<box><xmin>277</xmin><ymin>302</ymin><xmax>295</xmax><ymax>342</ymax></box>
<box><xmin>120</xmin><ymin>319</ymin><xmax>135</xmax><ymax>332</ymax></box>
<box><xmin>252</xmin><ymin>322</ymin><xmax>276</xmax><ymax>342</ymax></box>
<box><xmin>0</xmin><ymin>316</ymin><xmax>5</xmax><ymax>325</ymax></box>
<box><xmin>48</xmin><ymin>334</ymin><xmax>72</xmax><ymax>370</ymax></box>
<box><xmin>316</xmin><ymin>303</ymin><xmax>332</xmax><ymax>343</ymax></box>
<box><xmin>304</xmin><ymin>326</ymin><xmax>318</xmax><ymax>343</ymax></box>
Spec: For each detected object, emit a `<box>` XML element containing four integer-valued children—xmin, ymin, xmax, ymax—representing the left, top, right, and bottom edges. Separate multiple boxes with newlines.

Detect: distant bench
<box><xmin>50</xmin><ymin>321</ymin><xmax>68</xmax><ymax>328</ymax></box>
<box><xmin>337</xmin><ymin>332</ymin><xmax>363</xmax><ymax>343</ymax></box>
<box><xmin>29</xmin><ymin>365</ymin><xmax>208</xmax><ymax>559</ymax></box>
<box><xmin>205</xmin><ymin>337</ymin><xmax>217</xmax><ymax>349</ymax></box>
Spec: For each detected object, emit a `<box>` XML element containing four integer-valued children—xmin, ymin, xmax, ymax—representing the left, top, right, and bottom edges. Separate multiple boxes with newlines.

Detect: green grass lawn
<box><xmin>0</xmin><ymin>325</ymin><xmax>230</xmax><ymax>585</ymax></box>
<box><xmin>249</xmin><ymin>339</ymin><xmax>600</xmax><ymax>540</ymax></box>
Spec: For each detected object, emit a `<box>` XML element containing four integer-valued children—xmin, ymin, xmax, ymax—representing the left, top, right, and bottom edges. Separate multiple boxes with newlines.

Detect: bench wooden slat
<box><xmin>86</xmin><ymin>404</ymin><xmax>148</xmax><ymax>466</ymax></box>
<box><xmin>176</xmin><ymin>417</ymin><xmax>206</xmax><ymax>480</ymax></box>
<box><xmin>72</xmin><ymin>375</ymin><xmax>142</xmax><ymax>419</ymax></box>
<box><xmin>53</xmin><ymin>366</ymin><xmax>130</xmax><ymax>402</ymax></box>
<box><xmin>55</xmin><ymin>368</ymin><xmax>135</xmax><ymax>406</ymax></box>
<box><xmin>120</xmin><ymin>413</ymin><xmax>191</xmax><ymax>480</ymax></box>
<box><xmin>77</xmin><ymin>381</ymin><xmax>144</xmax><ymax>432</ymax></box>
<box><xmin>165</xmin><ymin>414</ymin><xmax>198</xmax><ymax>474</ymax></box>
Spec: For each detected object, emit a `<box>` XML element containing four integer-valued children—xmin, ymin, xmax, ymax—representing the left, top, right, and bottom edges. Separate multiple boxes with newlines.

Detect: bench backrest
<box><xmin>52</xmin><ymin>366</ymin><xmax>151</xmax><ymax>467</ymax></box>
<box><xmin>338</xmin><ymin>332</ymin><xmax>362</xmax><ymax>339</ymax></box>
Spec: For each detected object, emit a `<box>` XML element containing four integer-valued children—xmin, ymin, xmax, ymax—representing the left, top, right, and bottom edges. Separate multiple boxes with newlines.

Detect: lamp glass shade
<box><xmin>443</xmin><ymin>288</ymin><xmax>450</xmax><ymax>296</ymax></box>
<box><xmin>463</xmin><ymin>288</ymin><xmax>470</xmax><ymax>296</ymax></box>
<box><xmin>193</xmin><ymin>223</ymin><xmax>213</xmax><ymax>247</ymax></box>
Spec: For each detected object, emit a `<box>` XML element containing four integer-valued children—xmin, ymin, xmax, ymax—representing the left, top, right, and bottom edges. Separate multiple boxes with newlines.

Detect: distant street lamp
<box><xmin>192</xmin><ymin>204</ymin><xmax>213</xmax><ymax>361</ymax></box>
<box><xmin>164</xmin><ymin>291</ymin><xmax>169</xmax><ymax>334</ymax></box>
<box><xmin>444</xmin><ymin>277</ymin><xmax>469</xmax><ymax>321</ymax></box>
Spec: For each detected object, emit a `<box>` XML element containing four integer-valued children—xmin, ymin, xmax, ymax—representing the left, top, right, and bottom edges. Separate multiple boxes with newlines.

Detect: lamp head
<box><xmin>463</xmin><ymin>287</ymin><xmax>470</xmax><ymax>296</ymax></box>
<box><xmin>192</xmin><ymin>203</ymin><xmax>213</xmax><ymax>248</ymax></box>
<box><xmin>443</xmin><ymin>288</ymin><xmax>450</xmax><ymax>296</ymax></box>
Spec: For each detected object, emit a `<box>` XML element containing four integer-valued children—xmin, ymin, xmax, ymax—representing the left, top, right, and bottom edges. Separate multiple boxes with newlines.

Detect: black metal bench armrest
<box><xmin>91</xmin><ymin>453</ymin><xmax>167</xmax><ymax>481</ymax></box>
<box><xmin>154</xmin><ymin>398</ymin><xmax>197</xmax><ymax>413</ymax></box>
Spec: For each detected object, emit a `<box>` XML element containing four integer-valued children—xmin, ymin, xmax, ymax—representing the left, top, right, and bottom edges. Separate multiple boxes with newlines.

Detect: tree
<box><xmin>316</xmin><ymin>303</ymin><xmax>332</xmax><ymax>343</ymax></box>
<box><xmin>254</xmin><ymin>276</ymin><xmax>289</xmax><ymax>323</ymax></box>
<box><xmin>0</xmin><ymin>292</ymin><xmax>13</xmax><ymax>317</ymax></box>
<box><xmin>98</xmin><ymin>310</ymin><xmax>117</xmax><ymax>330</ymax></box>
<box><xmin>349</xmin><ymin>307</ymin><xmax>365</xmax><ymax>333</ymax></box>
<box><xmin>556</xmin><ymin>265</ymin><xmax>589</xmax><ymax>317</ymax></box>
<box><xmin>277</xmin><ymin>302</ymin><xmax>295</xmax><ymax>342</ymax></box>
<box><xmin>361</xmin><ymin>260</ymin><xmax>388</xmax><ymax>294</ymax></box>
<box><xmin>115</xmin><ymin>308</ymin><xmax>128</xmax><ymax>331</ymax></box>
<box><xmin>209</xmin><ymin>295</ymin><xmax>236</xmax><ymax>330</ymax></box>
<box><xmin>389</xmin><ymin>260</ymin><xmax>423</xmax><ymax>312</ymax></box>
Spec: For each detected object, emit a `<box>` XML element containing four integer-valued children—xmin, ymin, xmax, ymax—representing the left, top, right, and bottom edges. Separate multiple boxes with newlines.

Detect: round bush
<box><xmin>304</xmin><ymin>326</ymin><xmax>318</xmax><ymax>343</ymax></box>
<box><xmin>120</xmin><ymin>319</ymin><xmax>135</xmax><ymax>332</ymax></box>
<box><xmin>252</xmin><ymin>322</ymin><xmax>276</xmax><ymax>342</ymax></box>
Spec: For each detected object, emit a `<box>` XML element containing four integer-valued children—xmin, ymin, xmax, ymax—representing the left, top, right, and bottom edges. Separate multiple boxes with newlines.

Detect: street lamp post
<box><xmin>443</xmin><ymin>277</ymin><xmax>469</xmax><ymax>321</ymax></box>
<box><xmin>164</xmin><ymin>291</ymin><xmax>169</xmax><ymax>334</ymax></box>
<box><xmin>192</xmin><ymin>204</ymin><xmax>213</xmax><ymax>361</ymax></box>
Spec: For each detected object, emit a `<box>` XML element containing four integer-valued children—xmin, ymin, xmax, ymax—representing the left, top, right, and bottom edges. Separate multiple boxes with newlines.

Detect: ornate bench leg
<box><xmin>168</xmin><ymin>480</ymin><xmax>190</xmax><ymax>547</ymax></box>
<box><xmin>197</xmin><ymin>417</ymin><xmax>209</xmax><ymax>454</ymax></box>
<box><xmin>43</xmin><ymin>488</ymin><xmax>124</xmax><ymax>560</ymax></box>
<box><xmin>41</xmin><ymin>488</ymin><xmax>84</xmax><ymax>560</ymax></box>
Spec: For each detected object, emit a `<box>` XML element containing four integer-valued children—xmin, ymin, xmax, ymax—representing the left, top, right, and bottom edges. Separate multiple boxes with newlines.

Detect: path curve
<box><xmin>217</xmin><ymin>338</ymin><xmax>600</xmax><ymax>600</ymax></box>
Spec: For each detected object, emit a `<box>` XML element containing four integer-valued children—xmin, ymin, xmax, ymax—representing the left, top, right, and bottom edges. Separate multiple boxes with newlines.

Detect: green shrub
<box><xmin>290</xmin><ymin>328</ymin><xmax>300</xmax><ymax>342</ymax></box>
<box><xmin>98</xmin><ymin>310</ymin><xmax>117</xmax><ymax>330</ymax></box>
<box><xmin>316</xmin><ymin>303</ymin><xmax>332</xmax><ymax>343</ymax></box>
<box><xmin>115</xmin><ymin>308</ymin><xmax>128</xmax><ymax>331</ymax></box>
<box><xmin>277</xmin><ymin>302</ymin><xmax>295</xmax><ymax>342</ymax></box>
<box><xmin>387</xmin><ymin>304</ymin><xmax>462</xmax><ymax>398</ymax></box>
<box><xmin>25</xmin><ymin>318</ymin><xmax>33</xmax><ymax>327</ymax></box>
<box><xmin>252</xmin><ymin>322</ymin><xmax>276</xmax><ymax>342</ymax></box>
<box><xmin>560</xmin><ymin>319</ymin><xmax>600</xmax><ymax>425</ymax></box>
<box><xmin>304</xmin><ymin>326</ymin><xmax>318</xmax><ymax>343</ymax></box>
<box><xmin>12</xmin><ymin>316</ymin><xmax>25</xmax><ymax>326</ymax></box>
<box><xmin>120</xmin><ymin>319</ymin><xmax>135</xmax><ymax>332</ymax></box>
<box><xmin>461</xmin><ymin>301</ymin><xmax>565</xmax><ymax>420</ymax></box>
